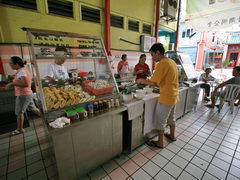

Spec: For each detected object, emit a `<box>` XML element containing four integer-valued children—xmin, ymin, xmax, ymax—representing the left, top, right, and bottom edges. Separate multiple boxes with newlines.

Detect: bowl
<box><xmin>122</xmin><ymin>93</ymin><xmax>133</xmax><ymax>102</ymax></box>
<box><xmin>143</xmin><ymin>87</ymin><xmax>153</xmax><ymax>94</ymax></box>
<box><xmin>135</xmin><ymin>89</ymin><xmax>146</xmax><ymax>95</ymax></box>
<box><xmin>134</xmin><ymin>93</ymin><xmax>145</xmax><ymax>99</ymax></box>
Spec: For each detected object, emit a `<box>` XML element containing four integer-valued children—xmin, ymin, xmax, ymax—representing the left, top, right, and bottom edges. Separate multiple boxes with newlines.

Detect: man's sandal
<box><xmin>164</xmin><ymin>133</ymin><xmax>176</xmax><ymax>141</ymax></box>
<box><xmin>146</xmin><ymin>140</ymin><xmax>163</xmax><ymax>148</ymax></box>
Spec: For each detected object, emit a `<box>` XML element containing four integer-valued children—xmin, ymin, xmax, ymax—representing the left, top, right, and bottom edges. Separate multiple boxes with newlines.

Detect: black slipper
<box><xmin>146</xmin><ymin>141</ymin><xmax>163</xmax><ymax>148</ymax></box>
<box><xmin>164</xmin><ymin>133</ymin><xmax>176</xmax><ymax>141</ymax></box>
<box><xmin>215</xmin><ymin>104</ymin><xmax>220</xmax><ymax>108</ymax></box>
<box><xmin>205</xmin><ymin>104</ymin><xmax>214</xmax><ymax>108</ymax></box>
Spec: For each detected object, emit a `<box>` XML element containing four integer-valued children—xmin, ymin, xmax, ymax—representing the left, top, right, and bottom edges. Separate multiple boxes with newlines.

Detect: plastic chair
<box><xmin>218</xmin><ymin>84</ymin><xmax>240</xmax><ymax>113</ymax></box>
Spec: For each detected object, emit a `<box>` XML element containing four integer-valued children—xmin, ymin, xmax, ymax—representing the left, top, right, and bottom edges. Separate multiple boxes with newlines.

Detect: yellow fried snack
<box><xmin>43</xmin><ymin>85</ymin><xmax>96</xmax><ymax>110</ymax></box>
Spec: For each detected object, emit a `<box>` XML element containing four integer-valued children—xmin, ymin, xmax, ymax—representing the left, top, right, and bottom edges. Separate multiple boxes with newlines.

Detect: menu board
<box><xmin>181</xmin><ymin>64</ymin><xmax>198</xmax><ymax>80</ymax></box>
<box><xmin>166</xmin><ymin>51</ymin><xmax>198</xmax><ymax>80</ymax></box>
<box><xmin>179</xmin><ymin>53</ymin><xmax>198</xmax><ymax>80</ymax></box>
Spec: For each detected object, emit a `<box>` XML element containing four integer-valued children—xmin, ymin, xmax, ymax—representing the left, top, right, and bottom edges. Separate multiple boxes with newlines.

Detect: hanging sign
<box><xmin>186</xmin><ymin>0</ymin><xmax>240</xmax><ymax>31</ymax></box>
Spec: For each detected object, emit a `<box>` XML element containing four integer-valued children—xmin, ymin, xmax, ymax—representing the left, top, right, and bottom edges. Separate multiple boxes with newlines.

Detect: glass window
<box><xmin>182</xmin><ymin>31</ymin><xmax>186</xmax><ymax>38</ymax></box>
<box><xmin>186</xmin><ymin>29</ymin><xmax>190</xmax><ymax>37</ymax></box>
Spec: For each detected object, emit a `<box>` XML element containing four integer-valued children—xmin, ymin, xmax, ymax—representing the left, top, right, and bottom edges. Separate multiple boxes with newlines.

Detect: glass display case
<box><xmin>25</xmin><ymin>28</ymin><xmax>119</xmax><ymax>113</ymax></box>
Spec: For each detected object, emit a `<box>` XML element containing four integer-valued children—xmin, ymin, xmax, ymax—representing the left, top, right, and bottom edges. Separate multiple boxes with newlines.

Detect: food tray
<box><xmin>83</xmin><ymin>80</ymin><xmax>115</xmax><ymax>95</ymax></box>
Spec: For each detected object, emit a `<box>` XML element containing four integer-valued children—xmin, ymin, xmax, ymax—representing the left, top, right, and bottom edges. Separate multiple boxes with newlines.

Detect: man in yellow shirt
<box><xmin>137</xmin><ymin>43</ymin><xmax>179</xmax><ymax>148</ymax></box>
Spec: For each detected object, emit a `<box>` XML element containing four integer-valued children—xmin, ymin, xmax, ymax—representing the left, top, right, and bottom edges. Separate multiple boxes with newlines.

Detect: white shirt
<box><xmin>45</xmin><ymin>63</ymin><xmax>69</xmax><ymax>80</ymax></box>
<box><xmin>199</xmin><ymin>73</ymin><xmax>215</xmax><ymax>81</ymax></box>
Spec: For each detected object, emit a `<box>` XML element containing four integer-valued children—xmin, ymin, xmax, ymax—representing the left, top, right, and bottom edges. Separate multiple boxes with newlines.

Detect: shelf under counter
<box><xmin>45</xmin><ymin>106</ymin><xmax>127</xmax><ymax>133</ymax></box>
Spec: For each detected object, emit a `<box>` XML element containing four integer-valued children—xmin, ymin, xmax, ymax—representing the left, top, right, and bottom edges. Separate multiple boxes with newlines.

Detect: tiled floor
<box><xmin>0</xmin><ymin>104</ymin><xmax>240</xmax><ymax>180</ymax></box>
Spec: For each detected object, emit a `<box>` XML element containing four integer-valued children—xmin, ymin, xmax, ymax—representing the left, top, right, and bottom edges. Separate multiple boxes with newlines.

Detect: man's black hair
<box><xmin>205</xmin><ymin>67</ymin><xmax>212</xmax><ymax>71</ymax></box>
<box><xmin>121</xmin><ymin>54</ymin><xmax>127</xmax><ymax>60</ymax></box>
<box><xmin>233</xmin><ymin>66</ymin><xmax>240</xmax><ymax>72</ymax></box>
<box><xmin>149</xmin><ymin>43</ymin><xmax>165</xmax><ymax>55</ymax></box>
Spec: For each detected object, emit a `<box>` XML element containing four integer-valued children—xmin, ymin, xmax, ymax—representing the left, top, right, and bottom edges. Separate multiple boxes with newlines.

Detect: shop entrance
<box><xmin>229</xmin><ymin>52</ymin><xmax>239</xmax><ymax>67</ymax></box>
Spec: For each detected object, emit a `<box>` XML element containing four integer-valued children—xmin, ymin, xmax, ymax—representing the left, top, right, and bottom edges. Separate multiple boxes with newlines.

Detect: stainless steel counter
<box><xmin>47</xmin><ymin>106</ymin><xmax>127</xmax><ymax>180</ymax></box>
<box><xmin>184</xmin><ymin>82</ymin><xmax>202</xmax><ymax>114</ymax></box>
<box><xmin>175</xmin><ymin>87</ymin><xmax>188</xmax><ymax>119</ymax></box>
<box><xmin>122</xmin><ymin>85</ymin><xmax>201</xmax><ymax>153</ymax></box>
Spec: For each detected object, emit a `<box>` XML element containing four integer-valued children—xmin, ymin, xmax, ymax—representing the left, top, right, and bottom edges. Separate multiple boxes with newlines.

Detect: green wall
<box><xmin>0</xmin><ymin>0</ymin><xmax>175</xmax><ymax>51</ymax></box>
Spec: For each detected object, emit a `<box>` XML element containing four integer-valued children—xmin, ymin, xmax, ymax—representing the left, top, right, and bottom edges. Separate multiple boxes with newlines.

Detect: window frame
<box><xmin>80</xmin><ymin>4</ymin><xmax>101</xmax><ymax>24</ymax></box>
<box><xmin>46</xmin><ymin>0</ymin><xmax>74</xmax><ymax>19</ymax></box>
<box><xmin>0</xmin><ymin>0</ymin><xmax>38</xmax><ymax>11</ymax></box>
<box><xmin>128</xmin><ymin>18</ymin><xmax>139</xmax><ymax>32</ymax></box>
<box><xmin>142</xmin><ymin>23</ymin><xmax>152</xmax><ymax>35</ymax></box>
<box><xmin>110</xmin><ymin>13</ymin><xmax>124</xmax><ymax>29</ymax></box>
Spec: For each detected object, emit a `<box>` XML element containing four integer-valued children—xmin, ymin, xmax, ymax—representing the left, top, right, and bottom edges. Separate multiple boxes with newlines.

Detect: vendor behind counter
<box><xmin>134</xmin><ymin>54</ymin><xmax>151</xmax><ymax>80</ymax></box>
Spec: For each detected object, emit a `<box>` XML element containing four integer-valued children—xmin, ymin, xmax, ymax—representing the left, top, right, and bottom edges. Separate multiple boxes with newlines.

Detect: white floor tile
<box><xmin>178</xmin><ymin>149</ymin><xmax>194</xmax><ymax>161</ymax></box>
<box><xmin>185</xmin><ymin>163</ymin><xmax>204</xmax><ymax>179</ymax></box>
<box><xmin>131</xmin><ymin>168</ymin><xmax>152</xmax><ymax>180</ymax></box>
<box><xmin>215</xmin><ymin>151</ymin><xmax>233</xmax><ymax>164</ymax></box>
<box><xmin>229</xmin><ymin>165</ymin><xmax>240</xmax><ymax>177</ymax></box>
<box><xmin>207</xmin><ymin>164</ymin><xmax>227</xmax><ymax>180</ymax></box>
<box><xmin>178</xmin><ymin>171</ymin><xmax>197</xmax><ymax>180</ymax></box>
<box><xmin>183</xmin><ymin>144</ymin><xmax>198</xmax><ymax>155</ymax></box>
<box><xmin>191</xmin><ymin>156</ymin><xmax>209</xmax><ymax>171</ymax></box>
<box><xmin>163</xmin><ymin>162</ymin><xmax>182</xmax><ymax>178</ymax></box>
<box><xmin>211</xmin><ymin>157</ymin><xmax>230</xmax><ymax>172</ymax></box>
<box><xmin>200</xmin><ymin>144</ymin><xmax>217</xmax><ymax>155</ymax></box>
<box><xmin>201</xmin><ymin>172</ymin><xmax>218</xmax><ymax>180</ymax></box>
<box><xmin>158</xmin><ymin>149</ymin><xmax>175</xmax><ymax>160</ymax></box>
<box><xmin>154</xmin><ymin>170</ymin><xmax>175</xmax><ymax>180</ymax></box>
<box><xmin>196</xmin><ymin>150</ymin><xmax>213</xmax><ymax>162</ymax></box>
<box><xmin>142</xmin><ymin>161</ymin><xmax>160</xmax><ymax>177</ymax></box>
<box><xmin>151</xmin><ymin>154</ymin><xmax>168</xmax><ymax>168</ymax></box>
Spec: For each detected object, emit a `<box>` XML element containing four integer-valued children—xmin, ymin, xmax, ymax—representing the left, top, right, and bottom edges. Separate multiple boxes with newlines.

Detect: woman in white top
<box><xmin>199</xmin><ymin>68</ymin><xmax>215</xmax><ymax>101</ymax></box>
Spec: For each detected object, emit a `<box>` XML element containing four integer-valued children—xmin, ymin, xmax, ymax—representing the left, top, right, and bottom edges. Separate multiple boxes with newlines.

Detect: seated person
<box><xmin>199</xmin><ymin>67</ymin><xmax>215</xmax><ymax>101</ymax></box>
<box><xmin>45</xmin><ymin>47</ymin><xmax>69</xmax><ymax>82</ymax></box>
<box><xmin>134</xmin><ymin>54</ymin><xmax>151</xmax><ymax>80</ymax></box>
<box><xmin>206</xmin><ymin>66</ymin><xmax>240</xmax><ymax>108</ymax></box>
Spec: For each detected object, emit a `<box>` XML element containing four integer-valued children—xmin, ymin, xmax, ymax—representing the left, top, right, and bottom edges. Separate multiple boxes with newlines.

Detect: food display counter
<box><xmin>24</xmin><ymin>28</ymin><xmax>124</xmax><ymax>179</ymax></box>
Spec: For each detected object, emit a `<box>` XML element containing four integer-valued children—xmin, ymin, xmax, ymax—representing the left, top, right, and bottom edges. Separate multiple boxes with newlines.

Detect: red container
<box><xmin>83</xmin><ymin>80</ymin><xmax>115</xmax><ymax>95</ymax></box>
<box><xmin>78</xmin><ymin>72</ymin><xmax>88</xmax><ymax>77</ymax></box>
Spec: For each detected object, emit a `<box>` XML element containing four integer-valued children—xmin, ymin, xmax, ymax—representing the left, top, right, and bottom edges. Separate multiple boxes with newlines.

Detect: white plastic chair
<box><xmin>218</xmin><ymin>84</ymin><xmax>240</xmax><ymax>113</ymax></box>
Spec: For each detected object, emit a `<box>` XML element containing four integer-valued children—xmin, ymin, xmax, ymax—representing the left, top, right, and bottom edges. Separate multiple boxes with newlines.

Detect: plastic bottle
<box><xmin>98</xmin><ymin>101</ymin><xmax>103</xmax><ymax>112</ymax></box>
<box><xmin>107</xmin><ymin>100</ymin><xmax>112</xmax><ymax>109</ymax></box>
<box><xmin>115</xmin><ymin>99</ymin><xmax>120</xmax><ymax>107</ymax></box>
<box><xmin>88</xmin><ymin>104</ymin><xmax>94</xmax><ymax>116</ymax></box>
<box><xmin>111</xmin><ymin>99</ymin><xmax>115</xmax><ymax>107</ymax></box>
<box><xmin>93</xmin><ymin>102</ymin><xmax>99</xmax><ymax>113</ymax></box>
